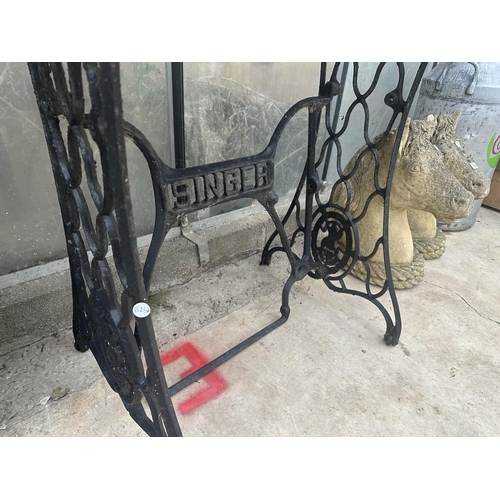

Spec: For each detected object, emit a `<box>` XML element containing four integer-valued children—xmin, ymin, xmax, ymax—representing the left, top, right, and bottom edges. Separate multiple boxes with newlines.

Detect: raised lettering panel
<box><xmin>165</xmin><ymin>161</ymin><xmax>273</xmax><ymax>213</ymax></box>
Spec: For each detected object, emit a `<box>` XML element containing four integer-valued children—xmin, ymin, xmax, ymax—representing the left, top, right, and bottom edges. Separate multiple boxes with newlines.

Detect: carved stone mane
<box><xmin>432</xmin><ymin>110</ymin><xmax>490</xmax><ymax>199</ymax></box>
<box><xmin>332</xmin><ymin>117</ymin><xmax>436</xmax><ymax>215</ymax></box>
<box><xmin>330</xmin><ymin>128</ymin><xmax>397</xmax><ymax>214</ymax></box>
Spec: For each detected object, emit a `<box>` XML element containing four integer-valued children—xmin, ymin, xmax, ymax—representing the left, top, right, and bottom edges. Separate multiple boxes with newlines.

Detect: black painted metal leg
<box><xmin>29</xmin><ymin>62</ymin><xmax>183</xmax><ymax>437</ymax></box>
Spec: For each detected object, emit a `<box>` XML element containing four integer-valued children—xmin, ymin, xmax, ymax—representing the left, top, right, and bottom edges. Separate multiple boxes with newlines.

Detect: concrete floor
<box><xmin>1</xmin><ymin>206</ymin><xmax>499</xmax><ymax>437</ymax></box>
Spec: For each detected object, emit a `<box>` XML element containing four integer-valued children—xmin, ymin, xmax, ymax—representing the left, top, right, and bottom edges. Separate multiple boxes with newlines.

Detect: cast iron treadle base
<box><xmin>28</xmin><ymin>62</ymin><xmax>427</xmax><ymax>436</ymax></box>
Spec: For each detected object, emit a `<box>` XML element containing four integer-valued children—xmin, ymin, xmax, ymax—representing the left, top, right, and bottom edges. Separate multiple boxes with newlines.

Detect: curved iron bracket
<box><xmin>28</xmin><ymin>62</ymin><xmax>427</xmax><ymax>436</ymax></box>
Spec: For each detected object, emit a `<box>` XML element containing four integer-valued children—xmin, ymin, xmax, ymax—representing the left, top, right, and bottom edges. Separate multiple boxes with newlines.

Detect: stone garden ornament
<box><xmin>408</xmin><ymin>110</ymin><xmax>491</xmax><ymax>259</ymax></box>
<box><xmin>329</xmin><ymin>116</ymin><xmax>474</xmax><ymax>289</ymax></box>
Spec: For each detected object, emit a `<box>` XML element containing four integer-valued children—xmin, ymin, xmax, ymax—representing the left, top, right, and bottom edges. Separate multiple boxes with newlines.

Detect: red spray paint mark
<box><xmin>160</xmin><ymin>341</ymin><xmax>229</xmax><ymax>415</ymax></box>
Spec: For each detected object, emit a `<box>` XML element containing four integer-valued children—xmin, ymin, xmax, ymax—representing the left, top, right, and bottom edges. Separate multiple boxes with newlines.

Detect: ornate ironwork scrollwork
<box><xmin>310</xmin><ymin>204</ymin><xmax>355</xmax><ymax>276</ymax></box>
<box><xmin>29</xmin><ymin>63</ymin><xmax>182</xmax><ymax>436</ymax></box>
<box><xmin>262</xmin><ymin>62</ymin><xmax>428</xmax><ymax>346</ymax></box>
<box><xmin>29</xmin><ymin>62</ymin><xmax>427</xmax><ymax>436</ymax></box>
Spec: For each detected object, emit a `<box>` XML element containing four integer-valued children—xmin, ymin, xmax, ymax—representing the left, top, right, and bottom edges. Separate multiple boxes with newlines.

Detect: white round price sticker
<box><xmin>133</xmin><ymin>302</ymin><xmax>151</xmax><ymax>318</ymax></box>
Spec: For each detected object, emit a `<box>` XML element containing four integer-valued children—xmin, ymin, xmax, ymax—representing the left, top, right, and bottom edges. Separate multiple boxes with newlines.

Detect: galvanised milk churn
<box><xmin>413</xmin><ymin>62</ymin><xmax>500</xmax><ymax>230</ymax></box>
